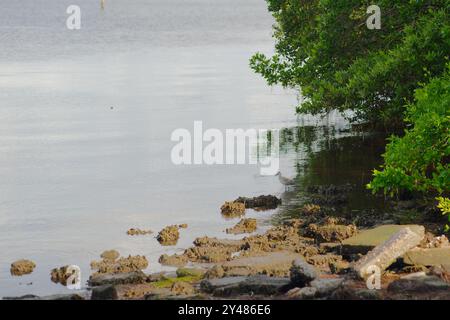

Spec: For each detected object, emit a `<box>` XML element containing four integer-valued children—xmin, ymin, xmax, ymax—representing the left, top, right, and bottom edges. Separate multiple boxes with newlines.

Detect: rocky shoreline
<box><xmin>6</xmin><ymin>192</ymin><xmax>450</xmax><ymax>300</ymax></box>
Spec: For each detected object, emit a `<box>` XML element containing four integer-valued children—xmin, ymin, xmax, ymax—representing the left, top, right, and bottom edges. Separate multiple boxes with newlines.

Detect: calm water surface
<box><xmin>0</xmin><ymin>0</ymin><xmax>360</xmax><ymax>297</ymax></box>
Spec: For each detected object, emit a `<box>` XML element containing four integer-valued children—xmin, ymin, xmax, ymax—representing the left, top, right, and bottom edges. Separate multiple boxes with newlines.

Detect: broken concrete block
<box><xmin>353</xmin><ymin>227</ymin><xmax>424</xmax><ymax>279</ymax></box>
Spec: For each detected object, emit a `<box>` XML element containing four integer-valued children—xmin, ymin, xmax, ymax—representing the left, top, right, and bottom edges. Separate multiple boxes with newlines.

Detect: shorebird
<box><xmin>275</xmin><ymin>171</ymin><xmax>295</xmax><ymax>191</ymax></box>
<box><xmin>101</xmin><ymin>0</ymin><xmax>105</xmax><ymax>10</ymax></box>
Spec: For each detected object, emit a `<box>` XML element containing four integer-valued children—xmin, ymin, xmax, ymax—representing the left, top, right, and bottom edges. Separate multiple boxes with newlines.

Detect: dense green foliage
<box><xmin>368</xmin><ymin>68</ymin><xmax>449</xmax><ymax>195</ymax></box>
<box><xmin>250</xmin><ymin>0</ymin><xmax>449</xmax><ymax>125</ymax></box>
<box><xmin>252</xmin><ymin>1</ymin><xmax>449</xmax><ymax>197</ymax></box>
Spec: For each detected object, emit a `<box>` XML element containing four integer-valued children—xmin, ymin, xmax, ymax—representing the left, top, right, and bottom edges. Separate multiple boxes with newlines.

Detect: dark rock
<box><xmin>286</xmin><ymin>287</ymin><xmax>317</xmax><ymax>299</ymax></box>
<box><xmin>91</xmin><ymin>285</ymin><xmax>119</xmax><ymax>300</ymax></box>
<box><xmin>88</xmin><ymin>271</ymin><xmax>146</xmax><ymax>287</ymax></box>
<box><xmin>387</xmin><ymin>275</ymin><xmax>450</xmax><ymax>294</ymax></box>
<box><xmin>41</xmin><ymin>294</ymin><xmax>85</xmax><ymax>300</ymax></box>
<box><xmin>200</xmin><ymin>276</ymin><xmax>248</xmax><ymax>294</ymax></box>
<box><xmin>234</xmin><ymin>195</ymin><xmax>281</xmax><ymax>210</ymax></box>
<box><xmin>331</xmin><ymin>285</ymin><xmax>381</xmax><ymax>300</ymax></box>
<box><xmin>3</xmin><ymin>294</ymin><xmax>40</xmax><ymax>300</ymax></box>
<box><xmin>200</xmin><ymin>275</ymin><xmax>290</xmax><ymax>297</ymax></box>
<box><xmin>310</xmin><ymin>278</ymin><xmax>344</xmax><ymax>297</ymax></box>
<box><xmin>289</xmin><ymin>258</ymin><xmax>317</xmax><ymax>287</ymax></box>
<box><xmin>306</xmin><ymin>184</ymin><xmax>352</xmax><ymax>205</ymax></box>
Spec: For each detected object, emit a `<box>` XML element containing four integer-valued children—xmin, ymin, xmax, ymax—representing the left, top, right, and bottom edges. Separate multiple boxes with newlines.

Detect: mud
<box><xmin>226</xmin><ymin>218</ymin><xmax>257</xmax><ymax>235</ymax></box>
<box><xmin>10</xmin><ymin>260</ymin><xmax>36</xmax><ymax>276</ymax></box>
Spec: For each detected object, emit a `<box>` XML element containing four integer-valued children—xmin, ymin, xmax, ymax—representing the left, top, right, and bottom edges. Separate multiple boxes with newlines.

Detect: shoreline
<box><xmin>6</xmin><ymin>187</ymin><xmax>449</xmax><ymax>300</ymax></box>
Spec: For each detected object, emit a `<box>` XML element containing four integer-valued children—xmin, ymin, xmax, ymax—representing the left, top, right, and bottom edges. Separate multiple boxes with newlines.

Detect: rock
<box><xmin>353</xmin><ymin>227</ymin><xmax>425</xmax><ymax>279</ymax></box>
<box><xmin>171</xmin><ymin>281</ymin><xmax>195</xmax><ymax>295</ymax></box>
<box><xmin>147</xmin><ymin>272</ymin><xmax>171</xmax><ymax>283</ymax></box>
<box><xmin>429</xmin><ymin>264</ymin><xmax>450</xmax><ymax>283</ymax></box>
<box><xmin>201</xmin><ymin>275</ymin><xmax>290</xmax><ymax>297</ymax></box>
<box><xmin>353</xmin><ymin>289</ymin><xmax>381</xmax><ymax>300</ymax></box>
<box><xmin>341</xmin><ymin>224</ymin><xmax>425</xmax><ymax>254</ymax></box>
<box><xmin>403</xmin><ymin>247</ymin><xmax>450</xmax><ymax>267</ymax></box>
<box><xmin>3</xmin><ymin>294</ymin><xmax>85</xmax><ymax>301</ymax></box>
<box><xmin>419</xmin><ymin>233</ymin><xmax>449</xmax><ymax>248</ymax></box>
<box><xmin>127</xmin><ymin>228</ymin><xmax>153</xmax><ymax>236</ymax></box>
<box><xmin>400</xmin><ymin>271</ymin><xmax>427</xmax><ymax>280</ymax></box>
<box><xmin>306</xmin><ymin>253</ymin><xmax>343</xmax><ymax>268</ymax></box>
<box><xmin>50</xmin><ymin>265</ymin><xmax>73</xmax><ymax>286</ymax></box>
<box><xmin>222</xmin><ymin>251</ymin><xmax>304</xmax><ymax>277</ymax></box>
<box><xmin>329</xmin><ymin>259</ymin><xmax>351</xmax><ymax>274</ymax></box>
<box><xmin>176</xmin><ymin>268</ymin><xmax>206</xmax><ymax>278</ymax></box>
<box><xmin>234</xmin><ymin>195</ymin><xmax>281</xmax><ymax>210</ymax></box>
<box><xmin>310</xmin><ymin>278</ymin><xmax>344</xmax><ymax>297</ymax></box>
<box><xmin>204</xmin><ymin>265</ymin><xmax>225</xmax><ymax>279</ymax></box>
<box><xmin>10</xmin><ymin>259</ymin><xmax>36</xmax><ymax>276</ymax></box>
<box><xmin>157</xmin><ymin>225</ymin><xmax>180</xmax><ymax>246</ymax></box>
<box><xmin>89</xmin><ymin>271</ymin><xmax>146</xmax><ymax>286</ymax></box>
<box><xmin>220</xmin><ymin>201</ymin><xmax>246</xmax><ymax>217</ymax></box>
<box><xmin>233</xmin><ymin>276</ymin><xmax>290</xmax><ymax>296</ymax></box>
<box><xmin>301</xmin><ymin>204</ymin><xmax>321</xmax><ymax>215</ymax></box>
<box><xmin>158</xmin><ymin>253</ymin><xmax>188</xmax><ymax>267</ymax></box>
<box><xmin>307</xmin><ymin>223</ymin><xmax>357</xmax><ymax>243</ymax></box>
<box><xmin>41</xmin><ymin>294</ymin><xmax>85</xmax><ymax>300</ymax></box>
<box><xmin>387</xmin><ymin>275</ymin><xmax>450</xmax><ymax>294</ymax></box>
<box><xmin>226</xmin><ymin>218</ymin><xmax>257</xmax><ymax>235</ymax></box>
<box><xmin>319</xmin><ymin>242</ymin><xmax>341</xmax><ymax>253</ymax></box>
<box><xmin>200</xmin><ymin>276</ymin><xmax>248</xmax><ymax>293</ymax></box>
<box><xmin>331</xmin><ymin>285</ymin><xmax>382</xmax><ymax>300</ymax></box>
<box><xmin>91</xmin><ymin>255</ymin><xmax>148</xmax><ymax>275</ymax></box>
<box><xmin>3</xmin><ymin>294</ymin><xmax>40</xmax><ymax>300</ymax></box>
<box><xmin>290</xmin><ymin>258</ymin><xmax>317</xmax><ymax>287</ymax></box>
<box><xmin>100</xmin><ymin>250</ymin><xmax>120</xmax><ymax>261</ymax></box>
<box><xmin>286</xmin><ymin>287</ymin><xmax>317</xmax><ymax>299</ymax></box>
<box><xmin>307</xmin><ymin>184</ymin><xmax>352</xmax><ymax>205</ymax></box>
<box><xmin>91</xmin><ymin>285</ymin><xmax>119</xmax><ymax>300</ymax></box>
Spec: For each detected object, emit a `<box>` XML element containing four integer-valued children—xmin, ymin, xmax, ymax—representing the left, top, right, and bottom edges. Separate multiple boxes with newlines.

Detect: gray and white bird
<box><xmin>275</xmin><ymin>171</ymin><xmax>295</xmax><ymax>191</ymax></box>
